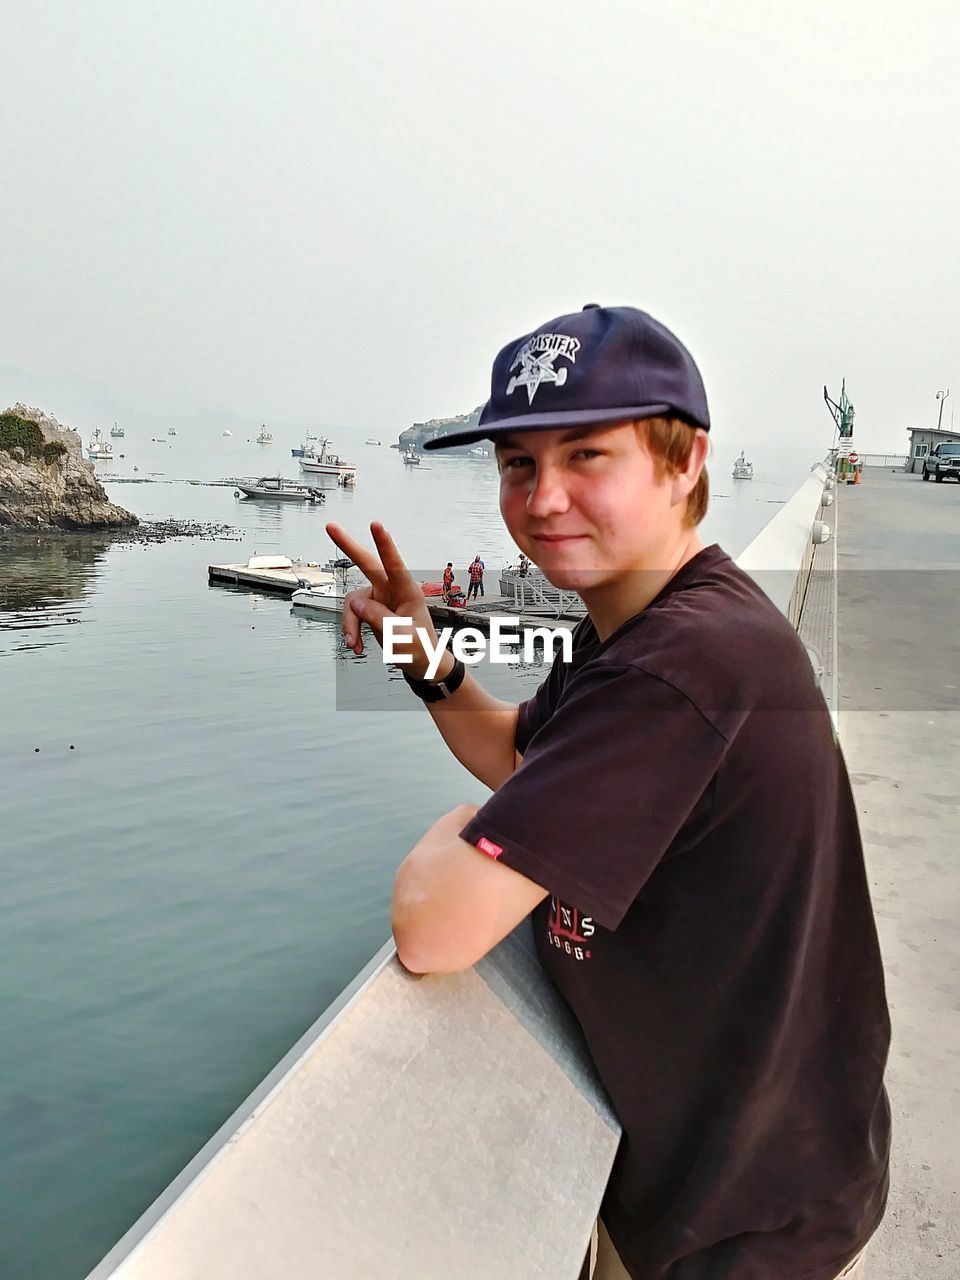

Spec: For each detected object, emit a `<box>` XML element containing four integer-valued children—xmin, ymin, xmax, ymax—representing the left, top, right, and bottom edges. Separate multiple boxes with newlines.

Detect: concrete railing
<box><xmin>86</xmin><ymin>927</ymin><xmax>620</xmax><ymax>1280</ymax></box>
<box><xmin>737</xmin><ymin>461</ymin><xmax>832</xmax><ymax>624</ymax></box>
<box><xmin>85</xmin><ymin>465</ymin><xmax>838</xmax><ymax>1280</ymax></box>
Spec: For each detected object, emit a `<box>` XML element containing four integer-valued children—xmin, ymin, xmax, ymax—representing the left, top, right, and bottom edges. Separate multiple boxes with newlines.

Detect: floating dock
<box><xmin>208</xmin><ymin>561</ymin><xmax>334</xmax><ymax>592</ymax></box>
<box><xmin>209</xmin><ymin>562</ymin><xmax>581</xmax><ymax>630</ymax></box>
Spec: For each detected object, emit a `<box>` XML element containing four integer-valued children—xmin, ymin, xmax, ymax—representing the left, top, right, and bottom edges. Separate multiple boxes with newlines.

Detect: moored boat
<box><xmin>402</xmin><ymin>448</ymin><xmax>421</xmax><ymax>466</ymax></box>
<box><xmin>291</xmin><ymin>558</ymin><xmax>365</xmax><ymax>612</ymax></box>
<box><xmin>110</xmin><ymin>422</ymin><xmax>125</xmax><ymax>438</ymax></box>
<box><xmin>732</xmin><ymin>451</ymin><xmax>754</xmax><ymax>480</ymax></box>
<box><xmin>299</xmin><ymin>438</ymin><xmax>356</xmax><ymax>479</ymax></box>
<box><xmin>235</xmin><ymin>476</ymin><xmax>325</xmax><ymax>502</ymax></box>
<box><xmin>256</xmin><ymin>424</ymin><xmax>273</xmax><ymax>444</ymax></box>
<box><xmin>87</xmin><ymin>428</ymin><xmax>114</xmax><ymax>460</ymax></box>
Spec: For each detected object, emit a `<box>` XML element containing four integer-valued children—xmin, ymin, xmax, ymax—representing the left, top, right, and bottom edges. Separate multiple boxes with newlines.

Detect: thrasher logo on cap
<box><xmin>505</xmin><ymin>332</ymin><xmax>581</xmax><ymax>405</ymax></box>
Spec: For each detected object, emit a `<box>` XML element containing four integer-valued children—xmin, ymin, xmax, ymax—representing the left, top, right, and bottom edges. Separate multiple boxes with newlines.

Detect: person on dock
<box><xmin>441</xmin><ymin>561</ymin><xmax>454</xmax><ymax>601</ymax></box>
<box><xmin>326</xmin><ymin>304</ymin><xmax>889</xmax><ymax>1280</ymax></box>
<box><xmin>467</xmin><ymin>554</ymin><xmax>485</xmax><ymax>600</ymax></box>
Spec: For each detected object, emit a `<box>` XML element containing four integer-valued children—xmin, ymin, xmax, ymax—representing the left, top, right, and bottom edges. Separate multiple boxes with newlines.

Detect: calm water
<box><xmin>0</xmin><ymin>423</ymin><xmax>818</xmax><ymax>1278</ymax></box>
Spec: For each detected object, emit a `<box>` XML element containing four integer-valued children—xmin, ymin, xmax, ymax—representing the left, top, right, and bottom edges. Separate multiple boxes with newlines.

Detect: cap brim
<box><xmin>422</xmin><ymin>404</ymin><xmax>674</xmax><ymax>450</ymax></box>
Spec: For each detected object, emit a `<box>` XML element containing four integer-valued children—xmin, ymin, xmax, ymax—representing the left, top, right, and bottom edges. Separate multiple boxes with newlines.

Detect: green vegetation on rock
<box><xmin>0</xmin><ymin>412</ymin><xmax>67</xmax><ymax>465</ymax></box>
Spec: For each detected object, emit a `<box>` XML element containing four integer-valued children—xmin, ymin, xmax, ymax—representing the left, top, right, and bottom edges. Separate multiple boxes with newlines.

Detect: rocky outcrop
<box><xmin>399</xmin><ymin>405</ymin><xmax>484</xmax><ymax>453</ymax></box>
<box><xmin>0</xmin><ymin>403</ymin><xmax>137</xmax><ymax>530</ymax></box>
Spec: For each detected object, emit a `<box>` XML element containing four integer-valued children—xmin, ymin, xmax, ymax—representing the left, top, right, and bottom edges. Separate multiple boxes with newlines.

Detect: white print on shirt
<box><xmin>547</xmin><ymin>896</ymin><xmax>595</xmax><ymax>962</ymax></box>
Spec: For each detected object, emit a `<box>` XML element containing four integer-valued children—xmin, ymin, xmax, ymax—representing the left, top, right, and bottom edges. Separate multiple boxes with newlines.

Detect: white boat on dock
<box><xmin>291</xmin><ymin>559</ymin><xmax>365</xmax><ymax>612</ymax></box>
<box><xmin>732</xmin><ymin>451</ymin><xmax>754</xmax><ymax>480</ymax></box>
<box><xmin>235</xmin><ymin>476</ymin><xmax>325</xmax><ymax>502</ymax></box>
<box><xmin>87</xmin><ymin>429</ymin><xmax>114</xmax><ymax>460</ymax></box>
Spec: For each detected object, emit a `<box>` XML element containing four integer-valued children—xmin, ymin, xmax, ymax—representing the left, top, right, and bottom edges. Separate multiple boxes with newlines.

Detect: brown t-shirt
<box><xmin>460</xmin><ymin>545</ymin><xmax>890</xmax><ymax>1280</ymax></box>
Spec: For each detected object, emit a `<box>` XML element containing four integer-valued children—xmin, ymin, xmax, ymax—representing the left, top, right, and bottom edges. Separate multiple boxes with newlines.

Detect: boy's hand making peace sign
<box><xmin>325</xmin><ymin>521</ymin><xmax>443</xmax><ymax>681</ymax></box>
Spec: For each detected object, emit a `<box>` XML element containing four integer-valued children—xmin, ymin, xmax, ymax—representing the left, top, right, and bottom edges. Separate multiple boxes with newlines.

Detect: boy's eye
<box><xmin>572</xmin><ymin>449</ymin><xmax>602</xmax><ymax>460</ymax></box>
<box><xmin>503</xmin><ymin>455</ymin><xmax>533</xmax><ymax>469</ymax></box>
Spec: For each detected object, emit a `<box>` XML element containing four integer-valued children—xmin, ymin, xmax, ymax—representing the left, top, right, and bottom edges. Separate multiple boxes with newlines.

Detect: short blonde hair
<box><xmin>634</xmin><ymin>417</ymin><xmax>709</xmax><ymax>527</ymax></box>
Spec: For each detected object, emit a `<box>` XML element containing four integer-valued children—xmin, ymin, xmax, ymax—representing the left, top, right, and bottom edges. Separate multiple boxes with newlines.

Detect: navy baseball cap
<box><xmin>423</xmin><ymin>304</ymin><xmax>710</xmax><ymax>451</ymax></box>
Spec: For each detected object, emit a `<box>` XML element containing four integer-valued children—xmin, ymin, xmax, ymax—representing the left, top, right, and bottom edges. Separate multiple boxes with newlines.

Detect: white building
<box><xmin>905</xmin><ymin>426</ymin><xmax>960</xmax><ymax>474</ymax></box>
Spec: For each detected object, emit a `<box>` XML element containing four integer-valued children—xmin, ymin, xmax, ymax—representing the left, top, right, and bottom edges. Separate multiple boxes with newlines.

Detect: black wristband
<box><xmin>401</xmin><ymin>656</ymin><xmax>466</xmax><ymax>703</ymax></box>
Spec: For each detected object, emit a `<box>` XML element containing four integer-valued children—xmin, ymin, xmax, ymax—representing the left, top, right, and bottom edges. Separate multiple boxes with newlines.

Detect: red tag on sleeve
<box><xmin>476</xmin><ymin>836</ymin><xmax>504</xmax><ymax>860</ymax></box>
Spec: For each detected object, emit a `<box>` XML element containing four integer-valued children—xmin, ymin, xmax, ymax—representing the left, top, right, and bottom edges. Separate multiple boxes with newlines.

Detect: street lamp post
<box><xmin>936</xmin><ymin>388</ymin><xmax>950</xmax><ymax>432</ymax></box>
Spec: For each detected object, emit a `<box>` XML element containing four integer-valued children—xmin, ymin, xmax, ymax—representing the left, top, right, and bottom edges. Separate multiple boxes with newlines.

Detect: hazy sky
<box><xmin>3</xmin><ymin>0</ymin><xmax>958</xmax><ymax>451</ymax></box>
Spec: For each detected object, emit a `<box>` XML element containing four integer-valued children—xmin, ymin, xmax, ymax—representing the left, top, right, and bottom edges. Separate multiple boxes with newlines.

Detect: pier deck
<box><xmin>209</xmin><ymin>562</ymin><xmax>580</xmax><ymax>630</ymax></box>
<box><xmin>837</xmin><ymin>470</ymin><xmax>960</xmax><ymax>1278</ymax></box>
<box><xmin>208</xmin><ymin>561</ymin><xmax>334</xmax><ymax>591</ymax></box>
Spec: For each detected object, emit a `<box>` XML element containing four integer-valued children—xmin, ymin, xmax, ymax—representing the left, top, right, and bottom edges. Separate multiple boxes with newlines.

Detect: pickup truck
<box><xmin>922</xmin><ymin>441</ymin><xmax>960</xmax><ymax>482</ymax></box>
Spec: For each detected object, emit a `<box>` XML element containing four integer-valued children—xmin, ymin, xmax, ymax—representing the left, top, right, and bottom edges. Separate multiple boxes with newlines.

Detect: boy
<box><xmin>327</xmin><ymin>305</ymin><xmax>889</xmax><ymax>1280</ymax></box>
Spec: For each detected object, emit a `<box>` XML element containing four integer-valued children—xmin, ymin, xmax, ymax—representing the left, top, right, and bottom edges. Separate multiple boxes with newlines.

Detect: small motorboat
<box><xmin>365</xmin><ymin>437</ymin><xmax>382</xmax><ymax>445</ymax></box>
<box><xmin>291</xmin><ymin>558</ymin><xmax>365</xmax><ymax>613</ymax></box>
<box><xmin>256</xmin><ymin>424</ymin><xmax>273</xmax><ymax>444</ymax></box>
<box><xmin>110</xmin><ymin>423</ymin><xmax>125</xmax><ymax>438</ymax></box>
<box><xmin>732</xmin><ymin>451</ymin><xmax>754</xmax><ymax>480</ymax></box>
<box><xmin>402</xmin><ymin>448</ymin><xmax>421</xmax><ymax>466</ymax></box>
<box><xmin>235</xmin><ymin>476</ymin><xmax>325</xmax><ymax>502</ymax></box>
<box><xmin>168</xmin><ymin>428</ymin><xmax>177</xmax><ymax>437</ymax></box>
<box><xmin>87</xmin><ymin>429</ymin><xmax>114</xmax><ymax>460</ymax></box>
<box><xmin>222</xmin><ymin>430</ymin><xmax>233</xmax><ymax>437</ymax></box>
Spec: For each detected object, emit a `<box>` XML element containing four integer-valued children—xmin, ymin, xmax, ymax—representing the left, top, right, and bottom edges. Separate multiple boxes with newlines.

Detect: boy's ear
<box><xmin>671</xmin><ymin>429</ymin><xmax>709</xmax><ymax>505</ymax></box>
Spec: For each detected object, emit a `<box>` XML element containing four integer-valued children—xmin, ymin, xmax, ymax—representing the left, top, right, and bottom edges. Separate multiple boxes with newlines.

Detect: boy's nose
<box><xmin>526</xmin><ymin>467</ymin><xmax>571</xmax><ymax>518</ymax></box>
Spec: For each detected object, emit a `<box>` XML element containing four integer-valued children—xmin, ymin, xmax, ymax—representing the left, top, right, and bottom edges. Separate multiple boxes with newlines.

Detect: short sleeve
<box><xmin>462</xmin><ymin>664</ymin><xmax>729</xmax><ymax>930</ymax></box>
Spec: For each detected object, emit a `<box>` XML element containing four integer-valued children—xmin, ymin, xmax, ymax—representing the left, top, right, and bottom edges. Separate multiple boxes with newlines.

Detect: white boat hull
<box><xmin>236</xmin><ymin>484</ymin><xmax>323</xmax><ymax>501</ymax></box>
<box><xmin>291</xmin><ymin>587</ymin><xmax>347</xmax><ymax>612</ymax></box>
<box><xmin>299</xmin><ymin>460</ymin><xmax>342</xmax><ymax>476</ymax></box>
<box><xmin>300</xmin><ymin>460</ymin><xmax>356</xmax><ymax>477</ymax></box>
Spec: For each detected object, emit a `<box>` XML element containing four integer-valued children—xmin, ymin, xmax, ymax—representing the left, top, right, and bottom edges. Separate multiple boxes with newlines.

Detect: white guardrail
<box><xmin>85</xmin><ymin>464</ymin><xmax>837</xmax><ymax>1280</ymax></box>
